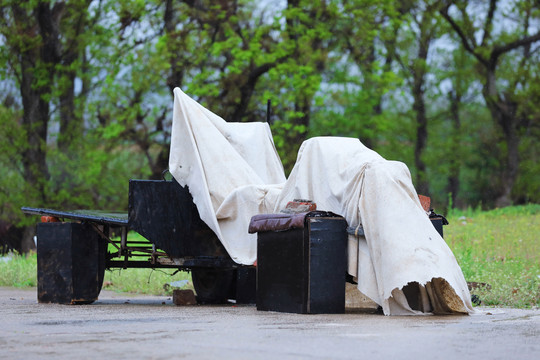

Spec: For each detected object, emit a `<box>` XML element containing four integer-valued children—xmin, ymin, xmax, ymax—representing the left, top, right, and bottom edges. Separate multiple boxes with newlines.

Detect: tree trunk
<box><xmin>498</xmin><ymin>128</ymin><xmax>519</xmax><ymax>207</ymax></box>
<box><xmin>440</xmin><ymin>2</ymin><xmax>540</xmax><ymax>207</ymax></box>
<box><xmin>447</xmin><ymin>90</ymin><xmax>462</xmax><ymax>207</ymax></box>
<box><xmin>483</xmin><ymin>66</ymin><xmax>520</xmax><ymax>207</ymax></box>
<box><xmin>411</xmin><ymin>21</ymin><xmax>431</xmax><ymax>196</ymax></box>
<box><xmin>164</xmin><ymin>0</ymin><xmax>185</xmax><ymax>95</ymax></box>
<box><xmin>12</xmin><ymin>4</ymin><xmax>51</xmax><ymax>204</ymax></box>
<box><xmin>20</xmin><ymin>60</ymin><xmax>50</xmax><ymax>203</ymax></box>
<box><xmin>21</xmin><ymin>226</ymin><xmax>37</xmax><ymax>254</ymax></box>
<box><xmin>413</xmin><ymin>80</ymin><xmax>429</xmax><ymax>195</ymax></box>
<box><xmin>58</xmin><ymin>69</ymin><xmax>78</xmax><ymax>153</ymax></box>
<box><xmin>494</xmin><ymin>112</ymin><xmax>520</xmax><ymax>207</ymax></box>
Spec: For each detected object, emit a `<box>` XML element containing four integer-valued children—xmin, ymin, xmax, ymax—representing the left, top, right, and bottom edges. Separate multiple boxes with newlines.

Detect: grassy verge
<box><xmin>1</xmin><ymin>204</ymin><xmax>538</xmax><ymax>307</ymax></box>
<box><xmin>100</xmin><ymin>232</ymin><xmax>194</xmax><ymax>296</ymax></box>
<box><xmin>0</xmin><ymin>231</ymin><xmax>193</xmax><ymax>296</ymax></box>
<box><xmin>446</xmin><ymin>204</ymin><xmax>540</xmax><ymax>308</ymax></box>
<box><xmin>0</xmin><ymin>253</ymin><xmax>37</xmax><ymax>287</ymax></box>
<box><xmin>0</xmin><ymin>252</ymin><xmax>193</xmax><ymax>296</ymax></box>
<box><xmin>102</xmin><ymin>267</ymin><xmax>192</xmax><ymax>296</ymax></box>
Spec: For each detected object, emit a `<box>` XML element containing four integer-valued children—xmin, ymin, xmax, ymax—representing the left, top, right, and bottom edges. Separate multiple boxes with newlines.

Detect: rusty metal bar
<box><xmin>89</xmin><ymin>223</ymin><xmax>120</xmax><ymax>250</ymax></box>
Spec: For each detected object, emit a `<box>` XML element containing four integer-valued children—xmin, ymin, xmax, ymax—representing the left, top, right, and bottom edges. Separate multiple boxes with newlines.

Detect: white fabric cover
<box><xmin>169</xmin><ymin>88</ymin><xmax>285</xmax><ymax>265</ymax></box>
<box><xmin>274</xmin><ymin>137</ymin><xmax>474</xmax><ymax>315</ymax></box>
<box><xmin>169</xmin><ymin>88</ymin><xmax>474</xmax><ymax>315</ymax></box>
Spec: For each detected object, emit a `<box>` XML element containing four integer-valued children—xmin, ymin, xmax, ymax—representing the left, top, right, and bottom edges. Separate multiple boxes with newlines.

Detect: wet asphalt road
<box><xmin>1</xmin><ymin>287</ymin><xmax>538</xmax><ymax>360</ymax></box>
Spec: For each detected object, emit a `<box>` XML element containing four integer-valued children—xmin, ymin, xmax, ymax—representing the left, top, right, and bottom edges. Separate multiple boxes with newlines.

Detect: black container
<box><xmin>253</xmin><ymin>212</ymin><xmax>348</xmax><ymax>314</ymax></box>
<box><xmin>37</xmin><ymin>222</ymin><xmax>106</xmax><ymax>304</ymax></box>
<box><xmin>430</xmin><ymin>217</ymin><xmax>444</xmax><ymax>238</ymax></box>
<box><xmin>128</xmin><ymin>179</ymin><xmax>230</xmax><ymax>259</ymax></box>
<box><xmin>128</xmin><ymin>179</ymin><xmax>194</xmax><ymax>258</ymax></box>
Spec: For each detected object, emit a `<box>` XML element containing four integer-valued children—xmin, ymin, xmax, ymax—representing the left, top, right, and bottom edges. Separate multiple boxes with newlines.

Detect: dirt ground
<box><xmin>1</xmin><ymin>287</ymin><xmax>538</xmax><ymax>360</ymax></box>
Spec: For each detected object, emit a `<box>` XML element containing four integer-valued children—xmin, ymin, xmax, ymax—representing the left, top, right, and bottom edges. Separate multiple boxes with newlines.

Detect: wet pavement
<box><xmin>1</xmin><ymin>287</ymin><xmax>538</xmax><ymax>359</ymax></box>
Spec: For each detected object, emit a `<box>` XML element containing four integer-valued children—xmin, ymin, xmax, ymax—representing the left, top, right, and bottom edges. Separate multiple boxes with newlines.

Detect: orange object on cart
<box><xmin>418</xmin><ymin>195</ymin><xmax>431</xmax><ymax>212</ymax></box>
<box><xmin>282</xmin><ymin>199</ymin><xmax>317</xmax><ymax>214</ymax></box>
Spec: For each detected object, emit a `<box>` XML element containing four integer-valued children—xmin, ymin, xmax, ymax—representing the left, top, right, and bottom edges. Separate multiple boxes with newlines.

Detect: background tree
<box><xmin>393</xmin><ymin>0</ymin><xmax>443</xmax><ymax>195</ymax></box>
<box><xmin>441</xmin><ymin>0</ymin><xmax>540</xmax><ymax>206</ymax></box>
<box><xmin>0</xmin><ymin>0</ymin><xmax>146</xmax><ymax>250</ymax></box>
<box><xmin>0</xmin><ymin>0</ymin><xmax>99</xmax><ymax>251</ymax></box>
<box><xmin>309</xmin><ymin>0</ymin><xmax>403</xmax><ymax>147</ymax></box>
<box><xmin>1</xmin><ymin>0</ymin><xmax>539</xmax><ymax>254</ymax></box>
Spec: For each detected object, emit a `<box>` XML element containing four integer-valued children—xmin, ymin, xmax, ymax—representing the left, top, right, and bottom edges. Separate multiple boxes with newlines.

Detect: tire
<box><xmin>96</xmin><ymin>236</ymin><xmax>107</xmax><ymax>295</ymax></box>
<box><xmin>191</xmin><ymin>268</ymin><xmax>236</xmax><ymax>304</ymax></box>
<box><xmin>72</xmin><ymin>231</ymin><xmax>107</xmax><ymax>305</ymax></box>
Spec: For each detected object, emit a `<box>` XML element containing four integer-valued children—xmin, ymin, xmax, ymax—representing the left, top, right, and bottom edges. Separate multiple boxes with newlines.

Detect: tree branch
<box><xmin>491</xmin><ymin>31</ymin><xmax>540</xmax><ymax>62</ymax></box>
<box><xmin>440</xmin><ymin>3</ymin><xmax>488</xmax><ymax>67</ymax></box>
<box><xmin>392</xmin><ymin>48</ymin><xmax>413</xmax><ymax>88</ymax></box>
<box><xmin>481</xmin><ymin>0</ymin><xmax>497</xmax><ymax>47</ymax></box>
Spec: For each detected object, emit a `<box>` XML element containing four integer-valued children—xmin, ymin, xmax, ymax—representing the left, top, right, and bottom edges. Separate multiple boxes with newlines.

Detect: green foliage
<box><xmin>0</xmin><ymin>101</ymin><xmax>39</xmax><ymax>224</ymax></box>
<box><xmin>271</xmin><ymin>120</ymin><xmax>307</xmax><ymax>174</ymax></box>
<box><xmin>0</xmin><ymin>0</ymin><xmax>538</xmax><ymax>231</ymax></box>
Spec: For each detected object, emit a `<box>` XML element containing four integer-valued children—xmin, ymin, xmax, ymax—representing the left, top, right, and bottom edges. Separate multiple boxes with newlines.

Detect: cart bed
<box><xmin>21</xmin><ymin>207</ymin><xmax>128</xmax><ymax>226</ymax></box>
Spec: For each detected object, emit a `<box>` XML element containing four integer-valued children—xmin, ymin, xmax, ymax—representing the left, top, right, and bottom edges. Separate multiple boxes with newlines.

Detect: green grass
<box><xmin>0</xmin><ymin>252</ymin><xmax>193</xmax><ymax>296</ymax></box>
<box><xmin>1</xmin><ymin>204</ymin><xmax>538</xmax><ymax>308</ymax></box>
<box><xmin>102</xmin><ymin>267</ymin><xmax>192</xmax><ymax>296</ymax></box>
<box><xmin>446</xmin><ymin>204</ymin><xmax>540</xmax><ymax>308</ymax></box>
<box><xmin>101</xmin><ymin>232</ymin><xmax>193</xmax><ymax>296</ymax></box>
<box><xmin>1</xmin><ymin>230</ymin><xmax>193</xmax><ymax>296</ymax></box>
<box><xmin>0</xmin><ymin>253</ymin><xmax>37</xmax><ymax>287</ymax></box>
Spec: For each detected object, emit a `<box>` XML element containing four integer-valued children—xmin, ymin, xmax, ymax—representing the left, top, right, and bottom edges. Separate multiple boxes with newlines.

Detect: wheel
<box><xmin>72</xmin><ymin>229</ymin><xmax>108</xmax><ymax>305</ymax></box>
<box><xmin>191</xmin><ymin>268</ymin><xmax>236</xmax><ymax>304</ymax></box>
<box><xmin>96</xmin><ymin>235</ymin><xmax>108</xmax><ymax>295</ymax></box>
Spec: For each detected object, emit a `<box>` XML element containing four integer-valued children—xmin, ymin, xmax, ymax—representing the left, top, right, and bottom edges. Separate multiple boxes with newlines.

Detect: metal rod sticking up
<box><xmin>266</xmin><ymin>99</ymin><xmax>272</xmax><ymax>125</ymax></box>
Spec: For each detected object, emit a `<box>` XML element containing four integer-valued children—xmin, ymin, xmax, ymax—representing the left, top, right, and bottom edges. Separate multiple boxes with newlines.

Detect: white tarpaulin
<box><xmin>169</xmin><ymin>87</ymin><xmax>474</xmax><ymax>315</ymax></box>
<box><xmin>169</xmin><ymin>88</ymin><xmax>285</xmax><ymax>266</ymax></box>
